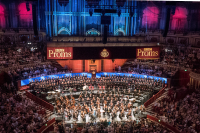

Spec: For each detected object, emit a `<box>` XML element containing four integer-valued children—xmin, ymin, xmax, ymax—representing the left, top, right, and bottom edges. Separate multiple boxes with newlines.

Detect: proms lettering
<box><xmin>47</xmin><ymin>47</ymin><xmax>73</xmax><ymax>59</ymax></box>
<box><xmin>136</xmin><ymin>47</ymin><xmax>160</xmax><ymax>59</ymax></box>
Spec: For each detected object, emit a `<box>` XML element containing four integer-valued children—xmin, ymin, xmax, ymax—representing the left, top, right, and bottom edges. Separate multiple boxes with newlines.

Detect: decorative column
<box><xmin>169</xmin><ymin>13</ymin><xmax>173</xmax><ymax>31</ymax></box>
<box><xmin>69</xmin><ymin>0</ymin><xmax>72</xmax><ymax>35</ymax></box>
<box><xmin>139</xmin><ymin>12</ymin><xmax>143</xmax><ymax>32</ymax></box>
<box><xmin>45</xmin><ymin>0</ymin><xmax>49</xmax><ymax>36</ymax></box>
<box><xmin>125</xmin><ymin>0</ymin><xmax>128</xmax><ymax>36</ymax></box>
<box><xmin>48</xmin><ymin>0</ymin><xmax>52</xmax><ymax>37</ymax></box>
<box><xmin>133</xmin><ymin>0</ymin><xmax>137</xmax><ymax>34</ymax></box>
<box><xmin>54</xmin><ymin>0</ymin><xmax>58</xmax><ymax>36</ymax></box>
<box><xmin>187</xmin><ymin>17</ymin><xmax>190</xmax><ymax>31</ymax></box>
<box><xmin>4</xmin><ymin>10</ymin><xmax>9</xmax><ymax>28</ymax></box>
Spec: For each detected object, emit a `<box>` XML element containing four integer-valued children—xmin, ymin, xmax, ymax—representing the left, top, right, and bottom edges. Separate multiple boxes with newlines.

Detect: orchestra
<box><xmin>30</xmin><ymin>74</ymin><xmax>165</xmax><ymax>123</ymax></box>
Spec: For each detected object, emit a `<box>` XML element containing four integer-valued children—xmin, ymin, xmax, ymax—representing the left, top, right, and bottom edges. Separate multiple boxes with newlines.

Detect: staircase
<box><xmin>23</xmin><ymin>91</ymin><xmax>55</xmax><ymax>121</ymax></box>
<box><xmin>145</xmin><ymin>89</ymin><xmax>169</xmax><ymax>115</ymax></box>
<box><xmin>25</xmin><ymin>94</ymin><xmax>54</xmax><ymax>119</ymax></box>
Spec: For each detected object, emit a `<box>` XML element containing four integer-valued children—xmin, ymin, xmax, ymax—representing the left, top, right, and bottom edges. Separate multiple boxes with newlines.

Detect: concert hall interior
<box><xmin>1</xmin><ymin>0</ymin><xmax>200</xmax><ymax>133</ymax></box>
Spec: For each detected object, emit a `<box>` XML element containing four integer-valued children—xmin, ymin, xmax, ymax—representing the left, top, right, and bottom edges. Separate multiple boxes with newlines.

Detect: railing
<box><xmin>147</xmin><ymin>115</ymin><xmax>181</xmax><ymax>133</ymax></box>
<box><xmin>2</xmin><ymin>61</ymin><xmax>51</xmax><ymax>72</ymax></box>
<box><xmin>37</xmin><ymin>118</ymin><xmax>55</xmax><ymax>133</ymax></box>
<box><xmin>144</xmin><ymin>87</ymin><xmax>166</xmax><ymax>108</ymax></box>
<box><xmin>25</xmin><ymin>91</ymin><xmax>54</xmax><ymax>112</ymax></box>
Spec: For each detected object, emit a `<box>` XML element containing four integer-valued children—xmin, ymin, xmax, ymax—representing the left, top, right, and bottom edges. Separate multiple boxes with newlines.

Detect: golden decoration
<box><xmin>100</xmin><ymin>49</ymin><xmax>109</xmax><ymax>58</ymax></box>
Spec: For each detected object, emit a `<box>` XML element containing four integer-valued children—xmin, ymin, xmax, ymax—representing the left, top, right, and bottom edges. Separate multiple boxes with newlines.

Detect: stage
<box><xmin>24</xmin><ymin>72</ymin><xmax>167</xmax><ymax>125</ymax></box>
<box><xmin>45</xmin><ymin>88</ymin><xmax>153</xmax><ymax>124</ymax></box>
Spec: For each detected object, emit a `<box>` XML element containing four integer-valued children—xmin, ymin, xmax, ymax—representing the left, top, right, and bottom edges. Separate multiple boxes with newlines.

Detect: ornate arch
<box><xmin>114</xmin><ymin>28</ymin><xmax>125</xmax><ymax>36</ymax></box>
<box><xmin>86</xmin><ymin>28</ymin><xmax>100</xmax><ymax>36</ymax></box>
<box><xmin>58</xmin><ymin>27</ymin><xmax>70</xmax><ymax>35</ymax></box>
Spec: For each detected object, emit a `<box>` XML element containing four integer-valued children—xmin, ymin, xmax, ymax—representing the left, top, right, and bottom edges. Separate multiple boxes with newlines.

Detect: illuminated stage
<box><xmin>53</xmin><ymin>89</ymin><xmax>148</xmax><ymax>124</ymax></box>
<box><xmin>23</xmin><ymin>72</ymin><xmax>167</xmax><ymax>124</ymax></box>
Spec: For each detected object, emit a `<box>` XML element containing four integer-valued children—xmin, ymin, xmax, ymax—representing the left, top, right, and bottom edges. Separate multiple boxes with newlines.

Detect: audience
<box><xmin>154</xmin><ymin>89</ymin><xmax>200</xmax><ymax>133</ymax></box>
<box><xmin>1</xmin><ymin>44</ymin><xmax>200</xmax><ymax>133</ymax></box>
<box><xmin>6</xmin><ymin>63</ymin><xmax>69</xmax><ymax>81</ymax></box>
<box><xmin>122</xmin><ymin>46</ymin><xmax>200</xmax><ymax>77</ymax></box>
<box><xmin>124</xmin><ymin>63</ymin><xmax>178</xmax><ymax>78</ymax></box>
<box><xmin>63</xmin><ymin>118</ymin><xmax>171</xmax><ymax>133</ymax></box>
<box><xmin>0</xmin><ymin>84</ymin><xmax>47</xmax><ymax>133</ymax></box>
<box><xmin>0</xmin><ymin>46</ymin><xmax>43</xmax><ymax>68</ymax></box>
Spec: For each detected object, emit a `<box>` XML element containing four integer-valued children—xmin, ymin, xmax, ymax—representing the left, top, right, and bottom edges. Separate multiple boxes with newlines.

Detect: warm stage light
<box><xmin>171</xmin><ymin>7</ymin><xmax>188</xmax><ymax>30</ymax></box>
<box><xmin>142</xmin><ymin>7</ymin><xmax>159</xmax><ymax>29</ymax></box>
<box><xmin>0</xmin><ymin>4</ymin><xmax>5</xmax><ymax>28</ymax></box>
<box><xmin>18</xmin><ymin>2</ymin><xmax>33</xmax><ymax>27</ymax></box>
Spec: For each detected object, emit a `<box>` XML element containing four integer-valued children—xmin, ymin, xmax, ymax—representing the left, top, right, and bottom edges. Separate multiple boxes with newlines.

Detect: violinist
<box><xmin>78</xmin><ymin>97</ymin><xmax>81</xmax><ymax>102</ymax></box>
<box><xmin>127</xmin><ymin>102</ymin><xmax>132</xmax><ymax>109</ymax></box>
<box><xmin>127</xmin><ymin>109</ymin><xmax>132</xmax><ymax>120</ymax></box>
<box><xmin>107</xmin><ymin>107</ymin><xmax>111</xmax><ymax>118</ymax></box>
<box><xmin>67</xmin><ymin>110</ymin><xmax>71</xmax><ymax>120</ymax></box>
<box><xmin>107</xmin><ymin>96</ymin><xmax>110</xmax><ymax>101</ymax></box>
<box><xmin>74</xmin><ymin>111</ymin><xmax>78</xmax><ymax>121</ymax></box>
<box><xmin>81</xmin><ymin>111</ymin><xmax>86</xmax><ymax>122</ymax></box>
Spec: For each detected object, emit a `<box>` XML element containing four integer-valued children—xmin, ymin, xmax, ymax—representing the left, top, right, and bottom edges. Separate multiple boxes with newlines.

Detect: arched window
<box><xmin>171</xmin><ymin>7</ymin><xmax>188</xmax><ymax>30</ymax></box>
<box><xmin>18</xmin><ymin>2</ymin><xmax>33</xmax><ymax>27</ymax></box>
<box><xmin>114</xmin><ymin>28</ymin><xmax>125</xmax><ymax>36</ymax></box>
<box><xmin>0</xmin><ymin>4</ymin><xmax>5</xmax><ymax>28</ymax></box>
<box><xmin>58</xmin><ymin>27</ymin><xmax>70</xmax><ymax>35</ymax></box>
<box><xmin>86</xmin><ymin>28</ymin><xmax>100</xmax><ymax>36</ymax></box>
<box><xmin>142</xmin><ymin>7</ymin><xmax>159</xmax><ymax>30</ymax></box>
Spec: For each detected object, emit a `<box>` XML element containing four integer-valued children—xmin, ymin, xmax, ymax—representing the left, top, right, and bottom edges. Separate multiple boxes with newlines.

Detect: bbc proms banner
<box><xmin>136</xmin><ymin>47</ymin><xmax>160</xmax><ymax>59</ymax></box>
<box><xmin>47</xmin><ymin>47</ymin><xmax>73</xmax><ymax>59</ymax></box>
<box><xmin>46</xmin><ymin>46</ymin><xmax>160</xmax><ymax>59</ymax></box>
